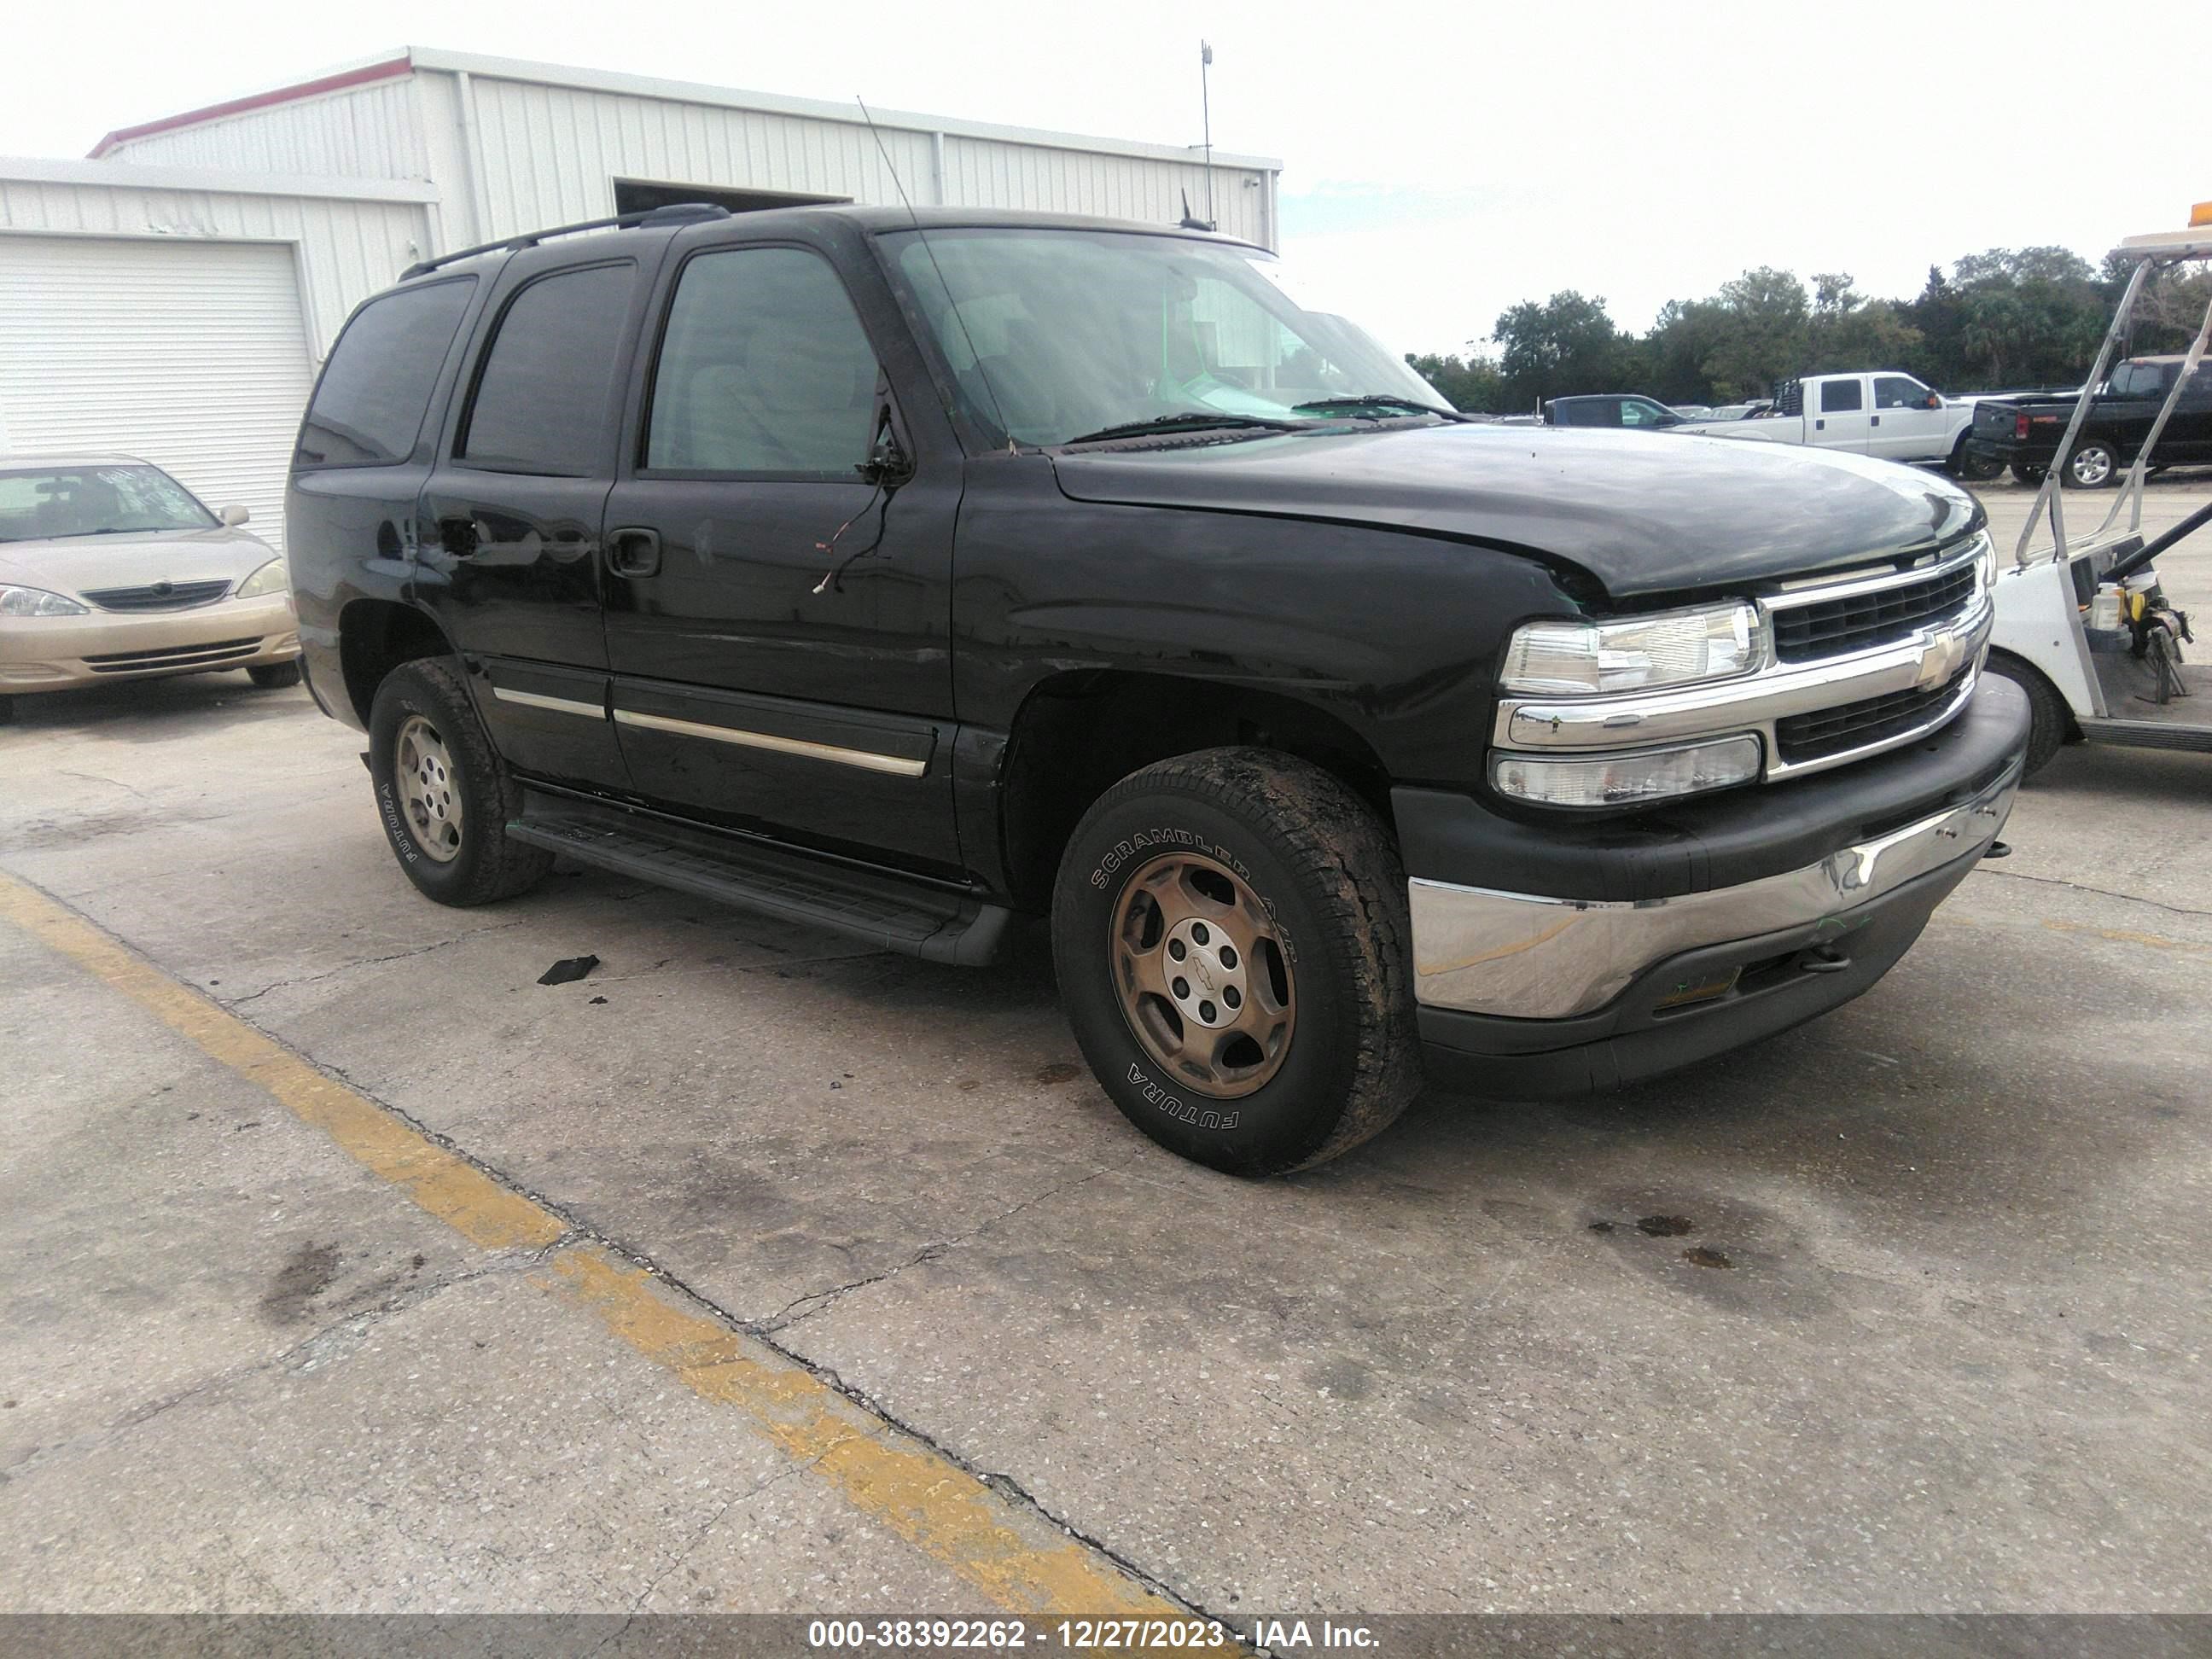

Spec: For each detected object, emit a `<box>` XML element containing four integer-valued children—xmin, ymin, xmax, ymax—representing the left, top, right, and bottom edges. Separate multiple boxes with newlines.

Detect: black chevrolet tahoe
<box><xmin>287</xmin><ymin>204</ymin><xmax>2029</xmax><ymax>1175</ymax></box>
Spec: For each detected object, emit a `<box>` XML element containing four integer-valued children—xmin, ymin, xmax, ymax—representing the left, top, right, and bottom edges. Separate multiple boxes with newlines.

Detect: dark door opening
<box><xmin>612</xmin><ymin>178</ymin><xmax>852</xmax><ymax>218</ymax></box>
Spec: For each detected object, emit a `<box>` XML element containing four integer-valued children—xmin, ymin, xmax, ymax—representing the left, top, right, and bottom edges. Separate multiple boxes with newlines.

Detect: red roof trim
<box><xmin>87</xmin><ymin>54</ymin><xmax>415</xmax><ymax>159</ymax></box>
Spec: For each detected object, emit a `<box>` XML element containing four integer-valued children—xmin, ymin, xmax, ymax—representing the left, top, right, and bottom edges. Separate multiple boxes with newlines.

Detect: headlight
<box><xmin>1501</xmin><ymin>601</ymin><xmax>1767</xmax><ymax>696</ymax></box>
<box><xmin>1493</xmin><ymin>735</ymin><xmax>1762</xmax><ymax>807</ymax></box>
<box><xmin>235</xmin><ymin>558</ymin><xmax>288</xmax><ymax>599</ymax></box>
<box><xmin>0</xmin><ymin>585</ymin><xmax>90</xmax><ymax>618</ymax></box>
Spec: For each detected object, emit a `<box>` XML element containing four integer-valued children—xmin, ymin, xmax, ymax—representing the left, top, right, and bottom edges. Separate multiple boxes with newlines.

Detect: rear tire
<box><xmin>2061</xmin><ymin>439</ymin><xmax>2120</xmax><ymax>488</ymax></box>
<box><xmin>1051</xmin><ymin>748</ymin><xmax>1420</xmax><ymax>1176</ymax></box>
<box><xmin>2011</xmin><ymin>463</ymin><xmax>2047</xmax><ymax>486</ymax></box>
<box><xmin>1987</xmin><ymin>655</ymin><xmax>2069</xmax><ymax>778</ymax></box>
<box><xmin>1947</xmin><ymin>436</ymin><xmax>2002</xmax><ymax>482</ymax></box>
<box><xmin>247</xmin><ymin>661</ymin><xmax>302</xmax><ymax>690</ymax></box>
<box><xmin>367</xmin><ymin>658</ymin><xmax>552</xmax><ymax>906</ymax></box>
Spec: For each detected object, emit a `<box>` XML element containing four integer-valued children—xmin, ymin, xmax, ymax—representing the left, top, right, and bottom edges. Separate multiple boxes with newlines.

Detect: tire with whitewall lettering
<box><xmin>367</xmin><ymin>658</ymin><xmax>551</xmax><ymax>906</ymax></box>
<box><xmin>1051</xmin><ymin>748</ymin><xmax>1419</xmax><ymax>1176</ymax></box>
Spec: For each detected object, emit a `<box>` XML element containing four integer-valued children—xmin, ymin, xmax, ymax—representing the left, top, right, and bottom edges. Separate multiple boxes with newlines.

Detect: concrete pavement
<box><xmin>3</xmin><ymin>480</ymin><xmax>2209</xmax><ymax>1616</ymax></box>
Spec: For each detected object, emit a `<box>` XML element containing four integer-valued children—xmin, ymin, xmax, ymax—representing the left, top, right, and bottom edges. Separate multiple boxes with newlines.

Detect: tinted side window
<box><xmin>1873</xmin><ymin>375</ymin><xmax>1926</xmax><ymax>409</ymax></box>
<box><xmin>297</xmin><ymin>279</ymin><xmax>474</xmax><ymax>468</ymax></box>
<box><xmin>1820</xmin><ymin>378</ymin><xmax>1865</xmax><ymax>413</ymax></box>
<box><xmin>645</xmin><ymin>247</ymin><xmax>879</xmax><ymax>475</ymax></box>
<box><xmin>461</xmin><ymin>263</ymin><xmax>635</xmax><ymax>475</ymax></box>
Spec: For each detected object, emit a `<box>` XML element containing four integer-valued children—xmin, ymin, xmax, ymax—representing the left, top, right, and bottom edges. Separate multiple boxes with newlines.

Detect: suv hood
<box><xmin>1050</xmin><ymin>423</ymin><xmax>1978</xmax><ymax>601</ymax></box>
<box><xmin>0</xmin><ymin>526</ymin><xmax>273</xmax><ymax>599</ymax></box>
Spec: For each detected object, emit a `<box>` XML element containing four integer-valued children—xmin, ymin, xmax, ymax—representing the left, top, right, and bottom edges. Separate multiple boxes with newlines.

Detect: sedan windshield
<box><xmin>882</xmin><ymin>228</ymin><xmax>1446</xmax><ymax>447</ymax></box>
<box><xmin>0</xmin><ymin>464</ymin><xmax>216</xmax><ymax>543</ymax></box>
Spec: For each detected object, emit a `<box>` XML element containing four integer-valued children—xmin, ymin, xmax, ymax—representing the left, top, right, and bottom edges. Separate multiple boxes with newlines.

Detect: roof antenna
<box><xmin>1177</xmin><ymin>189</ymin><xmax>1213</xmax><ymax>234</ymax></box>
<box><xmin>854</xmin><ymin>96</ymin><xmax>1018</xmax><ymax>453</ymax></box>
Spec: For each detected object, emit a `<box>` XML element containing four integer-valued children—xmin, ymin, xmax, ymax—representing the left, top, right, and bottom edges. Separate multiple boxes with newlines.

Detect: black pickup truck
<box><xmin>288</xmin><ymin>204</ymin><xmax>2028</xmax><ymax>1175</ymax></box>
<box><xmin>1966</xmin><ymin>354</ymin><xmax>2212</xmax><ymax>486</ymax></box>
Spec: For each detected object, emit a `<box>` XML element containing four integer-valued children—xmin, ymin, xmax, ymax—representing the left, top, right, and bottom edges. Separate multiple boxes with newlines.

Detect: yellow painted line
<box><xmin>541</xmin><ymin>1246</ymin><xmax>1170</xmax><ymax>1615</ymax></box>
<box><xmin>0</xmin><ymin>876</ymin><xmax>561</xmax><ymax>1251</ymax></box>
<box><xmin>0</xmin><ymin>870</ymin><xmax>1184</xmax><ymax>1621</ymax></box>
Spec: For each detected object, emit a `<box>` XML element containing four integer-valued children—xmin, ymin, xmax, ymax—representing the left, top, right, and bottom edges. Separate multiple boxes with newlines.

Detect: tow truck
<box><xmin>1986</xmin><ymin>204</ymin><xmax>2212</xmax><ymax>775</ymax></box>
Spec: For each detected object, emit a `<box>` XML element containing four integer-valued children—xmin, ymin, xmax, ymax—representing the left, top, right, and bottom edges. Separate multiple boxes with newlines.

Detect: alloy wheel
<box><xmin>1110</xmin><ymin>851</ymin><xmax>1296</xmax><ymax>1097</ymax></box>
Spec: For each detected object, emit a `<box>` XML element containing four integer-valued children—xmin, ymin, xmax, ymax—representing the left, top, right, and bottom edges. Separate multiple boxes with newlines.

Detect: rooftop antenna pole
<box><xmin>1200</xmin><ymin>40</ymin><xmax>1215</xmax><ymax>230</ymax></box>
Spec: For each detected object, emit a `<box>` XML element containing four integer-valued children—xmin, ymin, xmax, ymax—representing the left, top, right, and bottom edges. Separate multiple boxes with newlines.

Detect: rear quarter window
<box><xmin>296</xmin><ymin>278</ymin><xmax>475</xmax><ymax>469</ymax></box>
<box><xmin>458</xmin><ymin>262</ymin><xmax>636</xmax><ymax>476</ymax></box>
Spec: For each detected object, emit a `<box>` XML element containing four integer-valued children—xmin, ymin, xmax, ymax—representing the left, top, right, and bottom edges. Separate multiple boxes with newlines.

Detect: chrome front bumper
<box><xmin>1409</xmin><ymin>762</ymin><xmax>2018</xmax><ymax>1021</ymax></box>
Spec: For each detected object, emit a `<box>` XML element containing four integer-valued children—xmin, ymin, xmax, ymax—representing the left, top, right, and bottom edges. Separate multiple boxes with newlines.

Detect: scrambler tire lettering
<box><xmin>378</xmin><ymin>780</ymin><xmax>419</xmax><ymax>864</ymax></box>
<box><xmin>1126</xmin><ymin>1061</ymin><xmax>1238</xmax><ymax>1131</ymax></box>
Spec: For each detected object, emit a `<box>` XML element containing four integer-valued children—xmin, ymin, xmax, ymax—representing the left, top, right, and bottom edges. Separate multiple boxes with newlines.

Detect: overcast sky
<box><xmin>6</xmin><ymin>1</ymin><xmax>2203</xmax><ymax>357</ymax></box>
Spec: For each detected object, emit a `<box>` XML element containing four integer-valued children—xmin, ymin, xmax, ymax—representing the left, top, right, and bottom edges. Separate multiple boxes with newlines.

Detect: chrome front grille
<box><xmin>1770</xmin><ymin>561</ymin><xmax>1977</xmax><ymax>662</ymax></box>
<box><xmin>1774</xmin><ymin>666</ymin><xmax>1975</xmax><ymax>764</ymax></box>
<box><xmin>80</xmin><ymin>579</ymin><xmax>231</xmax><ymax>612</ymax></box>
<box><xmin>1491</xmin><ymin>532</ymin><xmax>1995</xmax><ymax>785</ymax></box>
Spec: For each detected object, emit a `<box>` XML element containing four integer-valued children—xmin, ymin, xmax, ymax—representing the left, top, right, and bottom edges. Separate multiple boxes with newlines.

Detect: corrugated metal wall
<box><xmin>459</xmin><ymin>74</ymin><xmax>936</xmax><ymax>240</ymax></box>
<box><xmin>0</xmin><ymin>173</ymin><xmax>433</xmax><ymax>358</ymax></box>
<box><xmin>98</xmin><ymin>64</ymin><xmax>1279</xmax><ymax>255</ymax></box>
<box><xmin>97</xmin><ymin>80</ymin><xmax>428</xmax><ymax>184</ymax></box>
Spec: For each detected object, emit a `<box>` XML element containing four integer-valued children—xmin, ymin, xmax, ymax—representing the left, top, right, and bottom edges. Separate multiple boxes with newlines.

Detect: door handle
<box><xmin>1871</xmin><ymin>416</ymin><xmax>1881</xmax><ymax>427</ymax></box>
<box><xmin>607</xmin><ymin>527</ymin><xmax>661</xmax><ymax>578</ymax></box>
<box><xmin>1815</xmin><ymin>419</ymin><xmax>1825</xmax><ymax>430</ymax></box>
<box><xmin>436</xmin><ymin>515</ymin><xmax>485</xmax><ymax>557</ymax></box>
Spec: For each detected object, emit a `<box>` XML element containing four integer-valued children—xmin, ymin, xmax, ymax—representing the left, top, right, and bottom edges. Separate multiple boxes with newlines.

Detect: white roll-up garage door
<box><xmin>0</xmin><ymin>236</ymin><xmax>314</xmax><ymax>555</ymax></box>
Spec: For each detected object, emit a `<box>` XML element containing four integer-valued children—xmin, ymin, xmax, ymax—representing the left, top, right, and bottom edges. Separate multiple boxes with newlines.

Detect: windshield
<box><xmin>882</xmin><ymin>229</ymin><xmax>1445</xmax><ymax>446</ymax></box>
<box><xmin>0</xmin><ymin>464</ymin><xmax>216</xmax><ymax>543</ymax></box>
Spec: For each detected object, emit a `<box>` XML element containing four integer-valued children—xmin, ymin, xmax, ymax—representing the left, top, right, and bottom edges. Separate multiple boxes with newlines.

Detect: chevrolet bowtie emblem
<box><xmin>1916</xmin><ymin>629</ymin><xmax>1965</xmax><ymax>690</ymax></box>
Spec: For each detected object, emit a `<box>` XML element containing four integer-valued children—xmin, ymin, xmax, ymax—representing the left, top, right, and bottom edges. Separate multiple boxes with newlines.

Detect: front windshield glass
<box><xmin>882</xmin><ymin>229</ymin><xmax>1444</xmax><ymax>446</ymax></box>
<box><xmin>0</xmin><ymin>465</ymin><xmax>216</xmax><ymax>543</ymax></box>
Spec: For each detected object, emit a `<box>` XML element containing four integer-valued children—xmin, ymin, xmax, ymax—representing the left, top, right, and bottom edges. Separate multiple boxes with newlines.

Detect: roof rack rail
<box><xmin>399</xmin><ymin>201</ymin><xmax>732</xmax><ymax>281</ymax></box>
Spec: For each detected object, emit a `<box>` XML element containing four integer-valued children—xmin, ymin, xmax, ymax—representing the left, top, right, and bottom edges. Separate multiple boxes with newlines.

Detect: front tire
<box><xmin>367</xmin><ymin>658</ymin><xmax>552</xmax><ymax>906</ymax></box>
<box><xmin>2011</xmin><ymin>462</ymin><xmax>2047</xmax><ymax>486</ymax></box>
<box><xmin>1987</xmin><ymin>655</ymin><xmax>2070</xmax><ymax>778</ymax></box>
<box><xmin>1051</xmin><ymin>748</ymin><xmax>1420</xmax><ymax>1176</ymax></box>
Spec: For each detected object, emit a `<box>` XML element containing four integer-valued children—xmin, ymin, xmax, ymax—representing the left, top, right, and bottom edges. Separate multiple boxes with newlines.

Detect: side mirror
<box><xmin>219</xmin><ymin>504</ymin><xmax>252</xmax><ymax>527</ymax></box>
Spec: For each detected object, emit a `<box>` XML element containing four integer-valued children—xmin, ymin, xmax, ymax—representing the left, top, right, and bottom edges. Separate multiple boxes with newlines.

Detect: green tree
<box><xmin>1702</xmin><ymin>267</ymin><xmax>1809</xmax><ymax>398</ymax></box>
<box><xmin>1405</xmin><ymin>351</ymin><xmax>1507</xmax><ymax>412</ymax></box>
<box><xmin>1488</xmin><ymin>291</ymin><xmax>1630</xmax><ymax>406</ymax></box>
<box><xmin>1642</xmin><ymin>298</ymin><xmax>1731</xmax><ymax>405</ymax></box>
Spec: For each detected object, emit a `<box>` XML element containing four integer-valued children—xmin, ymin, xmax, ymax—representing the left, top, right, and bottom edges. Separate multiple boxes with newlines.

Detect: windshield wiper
<box><xmin>1059</xmin><ymin>412</ymin><xmax>1310</xmax><ymax>445</ymax></box>
<box><xmin>1291</xmin><ymin>394</ymin><xmax>1464</xmax><ymax>421</ymax></box>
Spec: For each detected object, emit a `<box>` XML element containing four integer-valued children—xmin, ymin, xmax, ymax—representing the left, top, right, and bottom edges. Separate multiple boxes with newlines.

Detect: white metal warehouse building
<box><xmin>0</xmin><ymin>48</ymin><xmax>1283</xmax><ymax>550</ymax></box>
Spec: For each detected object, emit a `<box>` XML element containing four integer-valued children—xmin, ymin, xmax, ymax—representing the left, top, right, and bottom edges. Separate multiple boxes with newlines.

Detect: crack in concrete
<box><xmin>757</xmin><ymin>1166</ymin><xmax>1118</xmax><ymax>1335</ymax></box>
<box><xmin>56</xmin><ymin>771</ymin><xmax>151</xmax><ymax>800</ymax></box>
<box><xmin>224</xmin><ymin>921</ymin><xmax>537</xmax><ymax>1006</ymax></box>
<box><xmin>1974</xmin><ymin>864</ymin><xmax>2212</xmax><ymax>921</ymax></box>
<box><xmin>3</xmin><ymin>947</ymin><xmax>1215</xmax><ymax>1621</ymax></box>
<box><xmin>0</xmin><ymin>1253</ymin><xmax>549</xmax><ymax>1484</ymax></box>
<box><xmin>616</xmin><ymin>1458</ymin><xmax>817</xmax><ymax>1627</ymax></box>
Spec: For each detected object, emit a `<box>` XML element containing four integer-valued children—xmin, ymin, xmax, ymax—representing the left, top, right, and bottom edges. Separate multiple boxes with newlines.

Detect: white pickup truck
<box><xmin>1678</xmin><ymin>372</ymin><xmax>1996</xmax><ymax>478</ymax></box>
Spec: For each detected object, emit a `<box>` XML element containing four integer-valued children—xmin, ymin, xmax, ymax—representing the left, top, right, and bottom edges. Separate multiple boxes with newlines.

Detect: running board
<box><xmin>506</xmin><ymin>797</ymin><xmax>1011</xmax><ymax>966</ymax></box>
<box><xmin>2079</xmin><ymin>718</ymin><xmax>2212</xmax><ymax>754</ymax></box>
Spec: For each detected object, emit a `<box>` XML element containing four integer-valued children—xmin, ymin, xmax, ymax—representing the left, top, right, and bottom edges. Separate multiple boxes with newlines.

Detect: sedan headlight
<box><xmin>1502</xmin><ymin>601</ymin><xmax>1767</xmax><ymax>696</ymax></box>
<box><xmin>234</xmin><ymin>558</ymin><xmax>289</xmax><ymax>600</ymax></box>
<box><xmin>1493</xmin><ymin>735</ymin><xmax>1762</xmax><ymax>807</ymax></box>
<box><xmin>0</xmin><ymin>585</ymin><xmax>90</xmax><ymax>618</ymax></box>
